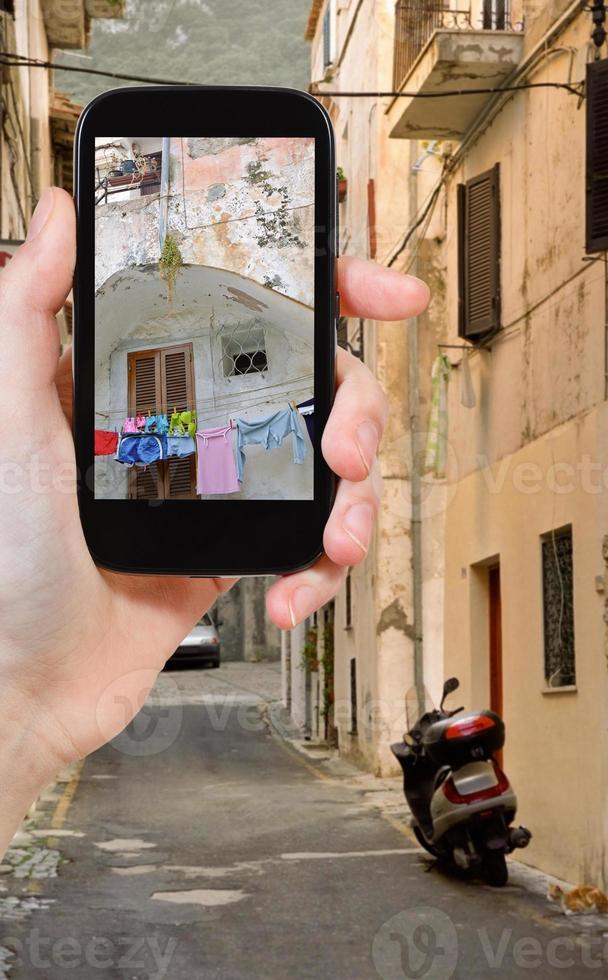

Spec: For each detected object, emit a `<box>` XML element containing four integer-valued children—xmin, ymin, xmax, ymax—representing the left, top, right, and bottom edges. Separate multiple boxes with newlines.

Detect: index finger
<box><xmin>337</xmin><ymin>255</ymin><xmax>430</xmax><ymax>320</ymax></box>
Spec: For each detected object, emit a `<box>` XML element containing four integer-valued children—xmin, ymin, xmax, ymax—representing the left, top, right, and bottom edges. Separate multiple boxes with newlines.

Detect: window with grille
<box><xmin>542</xmin><ymin>526</ymin><xmax>576</xmax><ymax>688</ymax></box>
<box><xmin>457</xmin><ymin>164</ymin><xmax>501</xmax><ymax>343</ymax></box>
<box><xmin>221</xmin><ymin>325</ymin><xmax>268</xmax><ymax>378</ymax></box>
<box><xmin>586</xmin><ymin>59</ymin><xmax>608</xmax><ymax>253</ymax></box>
<box><xmin>127</xmin><ymin>343</ymin><xmax>196</xmax><ymax>500</ymax></box>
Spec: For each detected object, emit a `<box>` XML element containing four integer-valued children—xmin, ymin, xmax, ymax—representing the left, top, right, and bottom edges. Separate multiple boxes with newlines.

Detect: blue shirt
<box><xmin>235</xmin><ymin>405</ymin><xmax>307</xmax><ymax>482</ymax></box>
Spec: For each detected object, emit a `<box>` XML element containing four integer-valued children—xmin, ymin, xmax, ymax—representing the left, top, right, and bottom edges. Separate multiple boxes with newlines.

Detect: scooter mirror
<box><xmin>440</xmin><ymin>677</ymin><xmax>460</xmax><ymax>709</ymax></box>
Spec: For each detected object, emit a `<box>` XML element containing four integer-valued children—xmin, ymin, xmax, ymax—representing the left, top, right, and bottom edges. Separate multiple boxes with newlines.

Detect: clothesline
<box><xmin>95</xmin><ymin>389</ymin><xmax>314</xmax><ymax>425</ymax></box>
<box><xmin>96</xmin><ymin>401</ymin><xmax>314</xmax><ymax>496</ymax></box>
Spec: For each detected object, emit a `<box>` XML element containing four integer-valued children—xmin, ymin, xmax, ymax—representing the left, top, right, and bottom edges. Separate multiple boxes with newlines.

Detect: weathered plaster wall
<box><xmin>215</xmin><ymin>579</ymin><xmax>281</xmax><ymax>664</ymax></box>
<box><xmin>95</xmin><ymin>137</ymin><xmax>315</xmax><ymax>306</ymax></box>
<box><xmin>444</xmin><ymin>15</ymin><xmax>602</xmax><ymax>481</ymax></box>
<box><xmin>318</xmin><ymin>0</ymin><xmax>448</xmax><ymax>774</ymax></box>
<box><xmin>441</xmin><ymin>11</ymin><xmax>608</xmax><ymax>886</ymax></box>
<box><xmin>444</xmin><ymin>407</ymin><xmax>608</xmax><ymax>887</ymax></box>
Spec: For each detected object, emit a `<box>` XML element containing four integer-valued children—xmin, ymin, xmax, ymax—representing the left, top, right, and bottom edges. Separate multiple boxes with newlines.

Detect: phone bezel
<box><xmin>74</xmin><ymin>86</ymin><xmax>336</xmax><ymax>576</ymax></box>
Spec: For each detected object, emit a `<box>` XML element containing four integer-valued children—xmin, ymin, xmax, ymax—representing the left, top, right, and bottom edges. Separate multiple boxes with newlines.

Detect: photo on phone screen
<box><xmin>93</xmin><ymin>136</ymin><xmax>315</xmax><ymax>502</ymax></box>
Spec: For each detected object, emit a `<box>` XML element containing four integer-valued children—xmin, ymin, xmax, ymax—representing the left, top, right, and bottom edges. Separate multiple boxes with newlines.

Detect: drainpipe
<box><xmin>407</xmin><ymin>142</ymin><xmax>425</xmax><ymax>715</ymax></box>
<box><xmin>158</xmin><ymin>137</ymin><xmax>171</xmax><ymax>253</ymax></box>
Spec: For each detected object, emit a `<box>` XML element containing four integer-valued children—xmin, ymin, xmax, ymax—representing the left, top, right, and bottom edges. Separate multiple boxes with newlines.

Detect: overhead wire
<box><xmin>0</xmin><ymin>51</ymin><xmax>586</xmax><ymax>100</ymax></box>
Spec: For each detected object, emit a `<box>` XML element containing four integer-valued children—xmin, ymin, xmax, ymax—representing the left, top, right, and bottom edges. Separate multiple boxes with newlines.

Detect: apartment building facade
<box><xmin>303</xmin><ymin>0</ymin><xmax>608</xmax><ymax>887</ymax></box>
<box><xmin>0</xmin><ymin>0</ymin><xmax>125</xmax><ymax>340</ymax></box>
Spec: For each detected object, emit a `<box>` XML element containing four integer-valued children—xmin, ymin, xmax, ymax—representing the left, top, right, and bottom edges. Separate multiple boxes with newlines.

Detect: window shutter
<box><xmin>586</xmin><ymin>60</ymin><xmax>608</xmax><ymax>253</ymax></box>
<box><xmin>129</xmin><ymin>350</ymin><xmax>162</xmax><ymax>500</ymax></box>
<box><xmin>458</xmin><ymin>164</ymin><xmax>501</xmax><ymax>341</ymax></box>
<box><xmin>160</xmin><ymin>345</ymin><xmax>197</xmax><ymax>500</ymax></box>
<box><xmin>127</xmin><ymin>344</ymin><xmax>197</xmax><ymax>500</ymax></box>
<box><xmin>161</xmin><ymin>346</ymin><xmax>193</xmax><ymax>414</ymax></box>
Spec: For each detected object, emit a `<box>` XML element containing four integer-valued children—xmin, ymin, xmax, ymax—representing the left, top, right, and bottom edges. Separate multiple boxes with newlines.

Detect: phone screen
<box><xmin>93</xmin><ymin>136</ymin><xmax>315</xmax><ymax>502</ymax></box>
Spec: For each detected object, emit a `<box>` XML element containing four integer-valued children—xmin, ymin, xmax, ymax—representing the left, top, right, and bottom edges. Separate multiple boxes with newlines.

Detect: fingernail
<box><xmin>26</xmin><ymin>188</ymin><xmax>55</xmax><ymax>242</ymax></box>
<box><xmin>355</xmin><ymin>421</ymin><xmax>379</xmax><ymax>475</ymax></box>
<box><xmin>343</xmin><ymin>502</ymin><xmax>373</xmax><ymax>556</ymax></box>
<box><xmin>288</xmin><ymin>586</ymin><xmax>318</xmax><ymax>628</ymax></box>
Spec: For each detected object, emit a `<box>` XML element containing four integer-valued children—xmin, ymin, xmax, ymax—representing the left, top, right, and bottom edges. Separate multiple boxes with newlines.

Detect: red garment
<box><xmin>95</xmin><ymin>430</ymin><xmax>118</xmax><ymax>456</ymax></box>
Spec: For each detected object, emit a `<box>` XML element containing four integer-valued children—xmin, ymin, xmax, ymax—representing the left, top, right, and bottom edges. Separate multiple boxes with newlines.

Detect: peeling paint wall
<box><xmin>95</xmin><ymin>137</ymin><xmax>314</xmax><ymax>306</ymax></box>
<box><xmin>305</xmin><ymin>0</ymin><xmax>448</xmax><ymax>775</ymax></box>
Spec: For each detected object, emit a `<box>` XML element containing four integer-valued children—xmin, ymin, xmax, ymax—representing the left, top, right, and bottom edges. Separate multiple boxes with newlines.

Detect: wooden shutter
<box><xmin>586</xmin><ymin>60</ymin><xmax>608</xmax><ymax>253</ymax></box>
<box><xmin>126</xmin><ymin>343</ymin><xmax>196</xmax><ymax>500</ymax></box>
<box><xmin>160</xmin><ymin>345</ymin><xmax>196</xmax><ymax>499</ymax></box>
<box><xmin>458</xmin><ymin>164</ymin><xmax>501</xmax><ymax>341</ymax></box>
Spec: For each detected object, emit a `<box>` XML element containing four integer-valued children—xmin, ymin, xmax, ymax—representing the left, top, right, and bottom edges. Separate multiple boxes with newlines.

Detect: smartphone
<box><xmin>73</xmin><ymin>86</ymin><xmax>337</xmax><ymax>576</ymax></box>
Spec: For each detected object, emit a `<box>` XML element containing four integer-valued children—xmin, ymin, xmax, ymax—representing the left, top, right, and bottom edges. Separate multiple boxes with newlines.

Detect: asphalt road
<box><xmin>0</xmin><ymin>664</ymin><xmax>606</xmax><ymax>980</ymax></box>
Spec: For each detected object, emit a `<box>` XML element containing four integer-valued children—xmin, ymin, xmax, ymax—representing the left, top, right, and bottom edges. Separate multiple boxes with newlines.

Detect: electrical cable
<box><xmin>387</xmin><ymin>161</ymin><xmax>448</xmax><ymax>269</ymax></box>
<box><xmin>0</xmin><ymin>51</ymin><xmax>586</xmax><ymax>100</ymax></box>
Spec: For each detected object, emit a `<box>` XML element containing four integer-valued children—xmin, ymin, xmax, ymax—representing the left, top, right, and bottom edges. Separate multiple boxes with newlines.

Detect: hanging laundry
<box><xmin>94</xmin><ymin>430</ymin><xmax>118</xmax><ymax>456</ymax></box>
<box><xmin>425</xmin><ymin>353</ymin><xmax>451</xmax><ymax>479</ymax></box>
<box><xmin>144</xmin><ymin>413</ymin><xmax>170</xmax><ymax>435</ymax></box>
<box><xmin>115</xmin><ymin>434</ymin><xmax>168</xmax><ymax>467</ymax></box>
<box><xmin>167</xmin><ymin>435</ymin><xmax>196</xmax><ymax>458</ymax></box>
<box><xmin>169</xmin><ymin>410</ymin><xmax>197</xmax><ymax>437</ymax></box>
<box><xmin>196</xmin><ymin>425</ymin><xmax>239</xmax><ymax>495</ymax></box>
<box><xmin>297</xmin><ymin>398</ymin><xmax>315</xmax><ymax>443</ymax></box>
<box><xmin>122</xmin><ymin>416</ymin><xmax>146</xmax><ymax>434</ymax></box>
<box><xmin>460</xmin><ymin>348</ymin><xmax>476</xmax><ymax>409</ymax></box>
<box><xmin>235</xmin><ymin>405</ymin><xmax>307</xmax><ymax>483</ymax></box>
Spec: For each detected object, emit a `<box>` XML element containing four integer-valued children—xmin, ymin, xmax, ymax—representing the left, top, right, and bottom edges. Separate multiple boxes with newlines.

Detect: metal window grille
<box><xmin>219</xmin><ymin>323</ymin><xmax>269</xmax><ymax>378</ymax></box>
<box><xmin>542</xmin><ymin>527</ymin><xmax>576</xmax><ymax>688</ymax></box>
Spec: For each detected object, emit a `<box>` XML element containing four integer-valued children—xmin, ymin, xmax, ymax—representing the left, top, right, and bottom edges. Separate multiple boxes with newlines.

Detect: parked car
<box><xmin>166</xmin><ymin>614</ymin><xmax>221</xmax><ymax>669</ymax></box>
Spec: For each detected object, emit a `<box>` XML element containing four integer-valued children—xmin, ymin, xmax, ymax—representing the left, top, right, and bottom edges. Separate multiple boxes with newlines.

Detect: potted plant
<box><xmin>337</xmin><ymin>166</ymin><xmax>347</xmax><ymax>203</ymax></box>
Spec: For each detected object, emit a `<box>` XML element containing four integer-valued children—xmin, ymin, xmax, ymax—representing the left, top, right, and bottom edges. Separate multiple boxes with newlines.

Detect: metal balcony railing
<box><xmin>393</xmin><ymin>1</ymin><xmax>516</xmax><ymax>92</ymax></box>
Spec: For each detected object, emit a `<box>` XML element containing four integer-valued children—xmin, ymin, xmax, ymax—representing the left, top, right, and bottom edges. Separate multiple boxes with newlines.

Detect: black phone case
<box><xmin>74</xmin><ymin>86</ymin><xmax>337</xmax><ymax>576</ymax></box>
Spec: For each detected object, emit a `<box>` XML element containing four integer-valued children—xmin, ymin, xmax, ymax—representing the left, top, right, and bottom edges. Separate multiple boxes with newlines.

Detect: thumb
<box><xmin>0</xmin><ymin>187</ymin><xmax>75</xmax><ymax>395</ymax></box>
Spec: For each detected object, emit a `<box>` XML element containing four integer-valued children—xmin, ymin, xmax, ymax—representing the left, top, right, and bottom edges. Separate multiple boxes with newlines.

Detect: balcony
<box><xmin>40</xmin><ymin>0</ymin><xmax>124</xmax><ymax>50</ymax></box>
<box><xmin>388</xmin><ymin>1</ymin><xmax>524</xmax><ymax>141</ymax></box>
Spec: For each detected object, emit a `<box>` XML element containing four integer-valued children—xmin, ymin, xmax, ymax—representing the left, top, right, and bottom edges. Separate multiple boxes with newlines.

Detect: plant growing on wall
<box><xmin>301</xmin><ymin>626</ymin><xmax>319</xmax><ymax>673</ymax></box>
<box><xmin>159</xmin><ymin>234</ymin><xmax>183</xmax><ymax>304</ymax></box>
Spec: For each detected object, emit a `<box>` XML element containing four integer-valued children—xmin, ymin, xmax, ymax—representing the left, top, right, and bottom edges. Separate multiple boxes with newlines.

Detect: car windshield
<box><xmin>405</xmin><ymin>684</ymin><xmax>435</xmax><ymax>731</ymax></box>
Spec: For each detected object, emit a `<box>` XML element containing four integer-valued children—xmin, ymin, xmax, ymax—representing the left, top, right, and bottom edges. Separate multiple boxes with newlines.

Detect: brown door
<box><xmin>127</xmin><ymin>343</ymin><xmax>197</xmax><ymax>499</ymax></box>
<box><xmin>488</xmin><ymin>564</ymin><xmax>503</xmax><ymax>766</ymax></box>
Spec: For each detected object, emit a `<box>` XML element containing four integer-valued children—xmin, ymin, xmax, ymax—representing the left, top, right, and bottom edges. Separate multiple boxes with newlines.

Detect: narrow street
<box><xmin>0</xmin><ymin>664</ymin><xmax>605</xmax><ymax>980</ymax></box>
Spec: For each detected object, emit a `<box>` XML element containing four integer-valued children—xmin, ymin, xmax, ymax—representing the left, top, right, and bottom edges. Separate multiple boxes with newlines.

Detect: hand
<box><xmin>0</xmin><ymin>188</ymin><xmax>428</xmax><ymax>849</ymax></box>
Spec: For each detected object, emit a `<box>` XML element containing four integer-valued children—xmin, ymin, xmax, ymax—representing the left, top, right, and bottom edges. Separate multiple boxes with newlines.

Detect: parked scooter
<box><xmin>391</xmin><ymin>677</ymin><xmax>531</xmax><ymax>887</ymax></box>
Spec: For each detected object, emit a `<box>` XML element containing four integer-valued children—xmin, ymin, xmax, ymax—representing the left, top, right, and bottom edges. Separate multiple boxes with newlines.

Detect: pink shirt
<box><xmin>196</xmin><ymin>426</ymin><xmax>240</xmax><ymax>495</ymax></box>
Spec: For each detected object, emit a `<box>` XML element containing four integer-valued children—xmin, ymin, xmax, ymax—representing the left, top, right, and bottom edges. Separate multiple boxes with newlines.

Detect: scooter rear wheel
<box><xmin>481</xmin><ymin>850</ymin><xmax>508</xmax><ymax>887</ymax></box>
<box><xmin>413</xmin><ymin>824</ymin><xmax>441</xmax><ymax>858</ymax></box>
